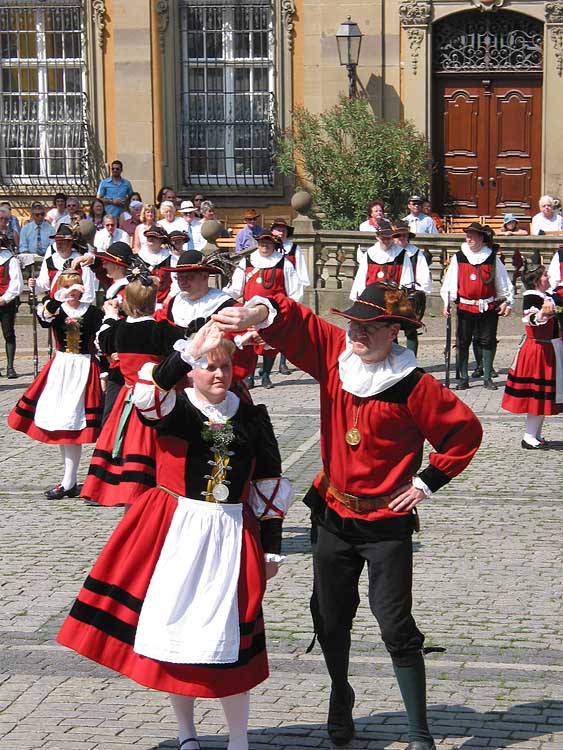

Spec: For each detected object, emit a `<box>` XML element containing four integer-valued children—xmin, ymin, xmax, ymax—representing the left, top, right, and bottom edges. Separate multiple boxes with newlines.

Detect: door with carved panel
<box><xmin>431</xmin><ymin>9</ymin><xmax>544</xmax><ymax>218</ymax></box>
<box><xmin>433</xmin><ymin>77</ymin><xmax>542</xmax><ymax>216</ymax></box>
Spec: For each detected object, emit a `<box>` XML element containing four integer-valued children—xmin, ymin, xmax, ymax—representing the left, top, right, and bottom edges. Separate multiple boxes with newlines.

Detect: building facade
<box><xmin>0</xmin><ymin>0</ymin><xmax>561</xmax><ymax>217</ymax></box>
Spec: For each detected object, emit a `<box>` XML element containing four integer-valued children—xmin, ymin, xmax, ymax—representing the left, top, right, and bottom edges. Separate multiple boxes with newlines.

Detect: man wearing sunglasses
<box><xmin>19</xmin><ymin>202</ymin><xmax>52</xmax><ymax>257</ymax></box>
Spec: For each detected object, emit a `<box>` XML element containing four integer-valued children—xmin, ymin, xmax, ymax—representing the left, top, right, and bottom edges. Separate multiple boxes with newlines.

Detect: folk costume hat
<box><xmin>464</xmin><ymin>222</ymin><xmax>494</xmax><ymax>243</ymax></box>
<box><xmin>392</xmin><ymin>220</ymin><xmax>415</xmax><ymax>241</ymax></box>
<box><xmin>331</xmin><ymin>282</ymin><xmax>423</xmax><ymax>329</ymax></box>
<box><xmin>163</xmin><ymin>249</ymin><xmax>223</xmax><ymax>274</ymax></box>
<box><xmin>144</xmin><ymin>224</ymin><xmax>170</xmax><ymax>242</ymax></box>
<box><xmin>270</xmin><ymin>217</ymin><xmax>294</xmax><ymax>237</ymax></box>
<box><xmin>49</xmin><ymin>224</ymin><xmax>74</xmax><ymax>241</ymax></box>
<box><xmin>96</xmin><ymin>241</ymin><xmax>134</xmax><ymax>268</ymax></box>
<box><xmin>375</xmin><ymin>226</ymin><xmax>395</xmax><ymax>239</ymax></box>
<box><xmin>169</xmin><ymin>230</ymin><xmax>189</xmax><ymax>241</ymax></box>
<box><xmin>257</xmin><ymin>233</ymin><xmax>276</xmax><ymax>245</ymax></box>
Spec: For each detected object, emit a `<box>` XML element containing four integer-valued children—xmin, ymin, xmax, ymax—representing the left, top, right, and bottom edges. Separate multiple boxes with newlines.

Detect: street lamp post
<box><xmin>335</xmin><ymin>17</ymin><xmax>363</xmax><ymax>99</ymax></box>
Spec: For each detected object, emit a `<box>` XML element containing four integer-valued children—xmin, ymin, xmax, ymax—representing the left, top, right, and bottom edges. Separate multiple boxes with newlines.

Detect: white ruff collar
<box><xmin>105</xmin><ymin>277</ymin><xmax>128</xmax><ymax>300</ymax></box>
<box><xmin>173</xmin><ymin>288</ymin><xmax>232</xmax><ymax>326</ymax></box>
<box><xmin>460</xmin><ymin>243</ymin><xmax>492</xmax><ymax>266</ymax></box>
<box><xmin>138</xmin><ymin>246</ymin><xmax>170</xmax><ymax>267</ymax></box>
<box><xmin>367</xmin><ymin>243</ymin><xmax>404</xmax><ymax>264</ymax></box>
<box><xmin>249</xmin><ymin>249</ymin><xmax>284</xmax><ymax>269</ymax></box>
<box><xmin>62</xmin><ymin>301</ymin><xmax>89</xmax><ymax>319</ymax></box>
<box><xmin>186</xmin><ymin>387</ymin><xmax>240</xmax><ymax>423</ymax></box>
<box><xmin>338</xmin><ymin>340</ymin><xmax>417</xmax><ymax>397</ymax></box>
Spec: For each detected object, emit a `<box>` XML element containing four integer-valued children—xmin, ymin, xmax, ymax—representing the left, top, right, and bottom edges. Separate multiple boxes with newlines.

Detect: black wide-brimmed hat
<box><xmin>331</xmin><ymin>282</ymin><xmax>422</xmax><ymax>328</ymax></box>
<box><xmin>464</xmin><ymin>222</ymin><xmax>494</xmax><ymax>239</ymax></box>
<box><xmin>392</xmin><ymin>220</ymin><xmax>415</xmax><ymax>241</ymax></box>
<box><xmin>169</xmin><ymin>230</ymin><xmax>189</xmax><ymax>241</ymax></box>
<box><xmin>375</xmin><ymin>226</ymin><xmax>395</xmax><ymax>239</ymax></box>
<box><xmin>96</xmin><ymin>241</ymin><xmax>134</xmax><ymax>268</ymax></box>
<box><xmin>270</xmin><ymin>217</ymin><xmax>294</xmax><ymax>237</ymax></box>
<box><xmin>257</xmin><ymin>233</ymin><xmax>276</xmax><ymax>244</ymax></box>
<box><xmin>49</xmin><ymin>223</ymin><xmax>74</xmax><ymax>240</ymax></box>
<box><xmin>144</xmin><ymin>224</ymin><xmax>170</xmax><ymax>241</ymax></box>
<box><xmin>163</xmin><ymin>248</ymin><xmax>223</xmax><ymax>274</ymax></box>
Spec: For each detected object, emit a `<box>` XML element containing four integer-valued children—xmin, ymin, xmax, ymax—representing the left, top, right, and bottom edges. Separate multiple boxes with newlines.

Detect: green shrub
<box><xmin>275</xmin><ymin>96</ymin><xmax>431</xmax><ymax>230</ymax></box>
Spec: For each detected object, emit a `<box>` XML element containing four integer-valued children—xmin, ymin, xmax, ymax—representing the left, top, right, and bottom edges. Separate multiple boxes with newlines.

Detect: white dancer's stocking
<box><xmin>60</xmin><ymin>444</ymin><xmax>82</xmax><ymax>489</ymax></box>
<box><xmin>220</xmin><ymin>691</ymin><xmax>250</xmax><ymax>750</ymax></box>
<box><xmin>524</xmin><ymin>414</ymin><xmax>545</xmax><ymax>446</ymax></box>
<box><xmin>169</xmin><ymin>694</ymin><xmax>197</xmax><ymax>748</ymax></box>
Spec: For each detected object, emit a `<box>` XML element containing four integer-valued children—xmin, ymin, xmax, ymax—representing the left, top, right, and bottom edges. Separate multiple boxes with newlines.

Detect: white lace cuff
<box><xmin>247</xmin><ymin>477</ymin><xmax>294</xmax><ymax>520</ymax></box>
<box><xmin>132</xmin><ymin>362</ymin><xmax>177</xmax><ymax>420</ymax></box>
<box><xmin>412</xmin><ymin>475</ymin><xmax>432</xmax><ymax>497</ymax></box>
<box><xmin>173</xmin><ymin>339</ymin><xmax>209</xmax><ymax>369</ymax></box>
<box><xmin>264</xmin><ymin>553</ymin><xmax>285</xmax><ymax>564</ymax></box>
<box><xmin>244</xmin><ymin>296</ymin><xmax>278</xmax><ymax>329</ymax></box>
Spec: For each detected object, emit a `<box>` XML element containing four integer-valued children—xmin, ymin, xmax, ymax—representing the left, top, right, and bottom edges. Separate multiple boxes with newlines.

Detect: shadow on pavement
<box><xmin>155</xmin><ymin>698</ymin><xmax>563</xmax><ymax>748</ymax></box>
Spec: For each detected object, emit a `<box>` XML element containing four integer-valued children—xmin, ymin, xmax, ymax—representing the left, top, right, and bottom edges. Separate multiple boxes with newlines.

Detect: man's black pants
<box><xmin>309</xmin><ymin>509</ymin><xmax>424</xmax><ymax>679</ymax></box>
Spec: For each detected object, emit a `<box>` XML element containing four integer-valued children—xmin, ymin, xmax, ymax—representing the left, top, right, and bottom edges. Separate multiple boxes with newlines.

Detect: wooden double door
<box><xmin>433</xmin><ymin>76</ymin><xmax>542</xmax><ymax>217</ymax></box>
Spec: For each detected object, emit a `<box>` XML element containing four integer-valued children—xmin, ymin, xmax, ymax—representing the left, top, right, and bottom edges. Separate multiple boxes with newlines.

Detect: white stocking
<box><xmin>524</xmin><ymin>414</ymin><xmax>544</xmax><ymax>446</ymax></box>
<box><xmin>169</xmin><ymin>694</ymin><xmax>197</xmax><ymax>748</ymax></box>
<box><xmin>60</xmin><ymin>444</ymin><xmax>82</xmax><ymax>489</ymax></box>
<box><xmin>220</xmin><ymin>691</ymin><xmax>250</xmax><ymax>750</ymax></box>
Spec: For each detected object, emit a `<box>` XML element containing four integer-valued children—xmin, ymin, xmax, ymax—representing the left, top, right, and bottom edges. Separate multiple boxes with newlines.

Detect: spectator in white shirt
<box><xmin>94</xmin><ymin>214</ymin><xmax>130</xmax><ymax>253</ymax></box>
<box><xmin>531</xmin><ymin>195</ymin><xmax>563</xmax><ymax>235</ymax></box>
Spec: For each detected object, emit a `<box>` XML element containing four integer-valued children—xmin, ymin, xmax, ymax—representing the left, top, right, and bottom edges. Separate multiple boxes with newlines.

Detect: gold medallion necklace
<box><xmin>345</xmin><ymin>397</ymin><xmax>362</xmax><ymax>446</ymax></box>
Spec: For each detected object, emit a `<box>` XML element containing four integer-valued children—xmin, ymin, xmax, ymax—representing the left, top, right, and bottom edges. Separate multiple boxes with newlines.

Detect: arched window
<box><xmin>433</xmin><ymin>10</ymin><xmax>543</xmax><ymax>73</ymax></box>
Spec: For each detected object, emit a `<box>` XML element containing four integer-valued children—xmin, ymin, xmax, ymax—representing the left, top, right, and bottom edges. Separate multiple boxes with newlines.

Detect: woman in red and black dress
<box><xmin>58</xmin><ymin>325</ymin><xmax>293</xmax><ymax>750</ymax></box>
<box><xmin>9</xmin><ymin>271</ymin><xmax>103</xmax><ymax>498</ymax></box>
<box><xmin>502</xmin><ymin>265</ymin><xmax>563</xmax><ymax>448</ymax></box>
<box><xmin>81</xmin><ymin>274</ymin><xmax>183</xmax><ymax>506</ymax></box>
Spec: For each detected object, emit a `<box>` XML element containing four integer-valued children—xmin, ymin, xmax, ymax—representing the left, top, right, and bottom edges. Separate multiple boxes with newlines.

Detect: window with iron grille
<box><xmin>0</xmin><ymin>0</ymin><xmax>90</xmax><ymax>189</ymax></box>
<box><xmin>179</xmin><ymin>0</ymin><xmax>276</xmax><ymax>189</ymax></box>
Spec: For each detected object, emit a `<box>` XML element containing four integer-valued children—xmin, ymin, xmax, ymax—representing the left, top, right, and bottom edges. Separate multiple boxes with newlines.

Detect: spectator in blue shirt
<box><xmin>403</xmin><ymin>195</ymin><xmax>439</xmax><ymax>235</ymax></box>
<box><xmin>96</xmin><ymin>160</ymin><xmax>133</xmax><ymax>218</ymax></box>
<box><xmin>235</xmin><ymin>208</ymin><xmax>265</xmax><ymax>253</ymax></box>
<box><xmin>19</xmin><ymin>202</ymin><xmax>52</xmax><ymax>256</ymax></box>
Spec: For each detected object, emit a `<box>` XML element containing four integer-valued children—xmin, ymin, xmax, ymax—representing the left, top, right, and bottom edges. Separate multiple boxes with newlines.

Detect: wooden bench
<box><xmin>445</xmin><ymin>216</ymin><xmax>479</xmax><ymax>233</ymax></box>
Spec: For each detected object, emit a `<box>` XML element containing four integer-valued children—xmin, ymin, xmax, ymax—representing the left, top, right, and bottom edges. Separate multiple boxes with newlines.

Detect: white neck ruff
<box><xmin>62</xmin><ymin>301</ymin><xmax>89</xmax><ymax>319</ymax></box>
<box><xmin>338</xmin><ymin>340</ymin><xmax>417</xmax><ymax>397</ymax></box>
<box><xmin>460</xmin><ymin>243</ymin><xmax>492</xmax><ymax>266</ymax></box>
<box><xmin>249</xmin><ymin>249</ymin><xmax>284</xmax><ymax>268</ymax></box>
<box><xmin>186</xmin><ymin>387</ymin><xmax>240</xmax><ymax>423</ymax></box>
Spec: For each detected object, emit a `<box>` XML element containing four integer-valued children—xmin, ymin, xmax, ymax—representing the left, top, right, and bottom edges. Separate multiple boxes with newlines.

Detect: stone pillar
<box><xmin>399</xmin><ymin>1</ymin><xmax>432</xmax><ymax>137</ymax></box>
<box><xmin>544</xmin><ymin>1</ymin><xmax>563</xmax><ymax>199</ymax></box>
<box><xmin>109</xmin><ymin>0</ymin><xmax>155</xmax><ymax>201</ymax></box>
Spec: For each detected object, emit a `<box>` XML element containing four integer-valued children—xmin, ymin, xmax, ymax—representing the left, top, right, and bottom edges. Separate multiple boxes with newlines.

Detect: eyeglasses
<box><xmin>33</xmin><ymin>212</ymin><xmax>45</xmax><ymax>218</ymax></box>
<box><xmin>348</xmin><ymin>321</ymin><xmax>390</xmax><ymax>335</ymax></box>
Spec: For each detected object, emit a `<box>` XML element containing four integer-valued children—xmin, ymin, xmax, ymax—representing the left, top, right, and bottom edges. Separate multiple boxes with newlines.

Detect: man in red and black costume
<box><xmin>351</xmin><ymin>226</ymin><xmax>415</xmax><ymax>300</ymax></box>
<box><xmin>441</xmin><ymin>222</ymin><xmax>513</xmax><ymax>391</ymax></box>
<box><xmin>213</xmin><ymin>282</ymin><xmax>482</xmax><ymax>750</ymax></box>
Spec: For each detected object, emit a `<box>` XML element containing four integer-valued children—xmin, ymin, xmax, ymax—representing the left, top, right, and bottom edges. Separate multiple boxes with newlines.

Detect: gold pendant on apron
<box><xmin>212</xmin><ymin>483</ymin><xmax>230</xmax><ymax>501</ymax></box>
<box><xmin>345</xmin><ymin>427</ymin><xmax>362</xmax><ymax>446</ymax></box>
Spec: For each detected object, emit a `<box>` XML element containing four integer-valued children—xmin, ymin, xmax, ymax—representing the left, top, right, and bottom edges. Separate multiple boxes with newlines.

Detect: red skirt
<box><xmin>502</xmin><ymin>338</ymin><xmax>563</xmax><ymax>415</ymax></box>
<box><xmin>57</xmin><ymin>487</ymin><xmax>269</xmax><ymax>698</ymax></box>
<box><xmin>81</xmin><ymin>386</ymin><xmax>157</xmax><ymax>506</ymax></box>
<box><xmin>8</xmin><ymin>356</ymin><xmax>102</xmax><ymax>444</ymax></box>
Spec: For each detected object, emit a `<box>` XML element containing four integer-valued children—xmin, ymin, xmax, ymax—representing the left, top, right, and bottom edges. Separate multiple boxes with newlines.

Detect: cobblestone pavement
<box><xmin>1</xmin><ymin>308</ymin><xmax>562</xmax><ymax>750</ymax></box>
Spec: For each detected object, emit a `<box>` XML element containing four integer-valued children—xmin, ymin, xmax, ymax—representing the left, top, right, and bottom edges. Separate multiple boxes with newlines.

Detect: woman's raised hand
<box><xmin>190</xmin><ymin>320</ymin><xmax>224</xmax><ymax>359</ymax></box>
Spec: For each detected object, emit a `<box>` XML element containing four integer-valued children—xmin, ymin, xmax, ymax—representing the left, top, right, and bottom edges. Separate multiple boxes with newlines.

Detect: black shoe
<box><xmin>44</xmin><ymin>483</ymin><xmax>80</xmax><ymax>500</ymax></box>
<box><xmin>327</xmin><ymin>684</ymin><xmax>355</xmax><ymax>746</ymax></box>
<box><xmin>244</xmin><ymin>375</ymin><xmax>255</xmax><ymax>390</ymax></box>
<box><xmin>483</xmin><ymin>378</ymin><xmax>498</xmax><ymax>390</ymax></box>
<box><xmin>279</xmin><ymin>364</ymin><xmax>291</xmax><ymax>375</ymax></box>
<box><xmin>261</xmin><ymin>374</ymin><xmax>274</xmax><ymax>389</ymax></box>
<box><xmin>521</xmin><ymin>439</ymin><xmax>548</xmax><ymax>450</ymax></box>
<box><xmin>491</xmin><ymin>368</ymin><xmax>499</xmax><ymax>378</ymax></box>
<box><xmin>6</xmin><ymin>367</ymin><xmax>17</xmax><ymax>379</ymax></box>
<box><xmin>471</xmin><ymin>367</ymin><xmax>483</xmax><ymax>378</ymax></box>
<box><xmin>405</xmin><ymin>742</ymin><xmax>436</xmax><ymax>750</ymax></box>
<box><xmin>456</xmin><ymin>380</ymin><xmax>469</xmax><ymax>390</ymax></box>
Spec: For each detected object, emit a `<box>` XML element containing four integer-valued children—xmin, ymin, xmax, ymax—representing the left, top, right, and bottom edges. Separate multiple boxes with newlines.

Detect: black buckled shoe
<box><xmin>279</xmin><ymin>363</ymin><xmax>291</xmax><ymax>375</ymax></box>
<box><xmin>483</xmin><ymin>378</ymin><xmax>498</xmax><ymax>390</ymax></box>
<box><xmin>405</xmin><ymin>742</ymin><xmax>436</xmax><ymax>750</ymax></box>
<box><xmin>6</xmin><ymin>367</ymin><xmax>17</xmax><ymax>379</ymax></box>
<box><xmin>327</xmin><ymin>684</ymin><xmax>355</xmax><ymax>746</ymax></box>
<box><xmin>44</xmin><ymin>483</ymin><xmax>80</xmax><ymax>500</ymax></box>
<box><xmin>521</xmin><ymin>439</ymin><xmax>548</xmax><ymax>450</ymax></box>
<box><xmin>456</xmin><ymin>380</ymin><xmax>469</xmax><ymax>390</ymax></box>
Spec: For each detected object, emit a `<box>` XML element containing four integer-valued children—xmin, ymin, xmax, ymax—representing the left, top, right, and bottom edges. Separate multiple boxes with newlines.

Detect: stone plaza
<box><xmin>1</xmin><ymin>312</ymin><xmax>562</xmax><ymax>750</ymax></box>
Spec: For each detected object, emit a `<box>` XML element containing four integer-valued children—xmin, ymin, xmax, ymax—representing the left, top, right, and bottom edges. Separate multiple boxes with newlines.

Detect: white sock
<box><xmin>220</xmin><ymin>692</ymin><xmax>250</xmax><ymax>750</ymax></box>
<box><xmin>169</xmin><ymin>694</ymin><xmax>197</xmax><ymax>748</ymax></box>
<box><xmin>60</xmin><ymin>444</ymin><xmax>81</xmax><ymax>489</ymax></box>
<box><xmin>524</xmin><ymin>415</ymin><xmax>544</xmax><ymax>446</ymax></box>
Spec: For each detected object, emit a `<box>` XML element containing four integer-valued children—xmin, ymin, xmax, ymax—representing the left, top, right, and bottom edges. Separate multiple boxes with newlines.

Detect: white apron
<box><xmin>134</xmin><ymin>496</ymin><xmax>243</xmax><ymax>664</ymax></box>
<box><xmin>34</xmin><ymin>351</ymin><xmax>91</xmax><ymax>431</ymax></box>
